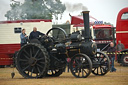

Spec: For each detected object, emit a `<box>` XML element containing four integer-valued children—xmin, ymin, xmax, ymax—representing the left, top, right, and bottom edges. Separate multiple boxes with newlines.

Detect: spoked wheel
<box><xmin>92</xmin><ymin>51</ymin><xmax>110</xmax><ymax>76</ymax></box>
<box><xmin>70</xmin><ymin>53</ymin><xmax>92</xmax><ymax>78</ymax></box>
<box><xmin>46</xmin><ymin>27</ymin><xmax>68</xmax><ymax>43</ymax></box>
<box><xmin>46</xmin><ymin>68</ymin><xmax>65</xmax><ymax>77</ymax></box>
<box><xmin>121</xmin><ymin>54</ymin><xmax>128</xmax><ymax>66</ymax></box>
<box><xmin>16</xmin><ymin>43</ymin><xmax>50</xmax><ymax>78</ymax></box>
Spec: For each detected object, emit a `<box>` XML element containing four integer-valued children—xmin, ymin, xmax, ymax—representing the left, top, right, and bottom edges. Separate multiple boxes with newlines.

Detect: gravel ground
<box><xmin>0</xmin><ymin>62</ymin><xmax>128</xmax><ymax>85</ymax></box>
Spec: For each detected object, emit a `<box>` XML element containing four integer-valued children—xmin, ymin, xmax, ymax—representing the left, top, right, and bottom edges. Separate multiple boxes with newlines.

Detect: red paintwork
<box><xmin>116</xmin><ymin>7</ymin><xmax>128</xmax><ymax>48</ymax></box>
<box><xmin>71</xmin><ymin>16</ymin><xmax>84</xmax><ymax>25</ymax></box>
<box><xmin>93</xmin><ymin>25</ymin><xmax>113</xmax><ymax>29</ymax></box>
<box><xmin>0</xmin><ymin>19</ymin><xmax>52</xmax><ymax>24</ymax></box>
<box><xmin>71</xmin><ymin>15</ymin><xmax>97</xmax><ymax>27</ymax></box>
<box><xmin>0</xmin><ymin>44</ymin><xmax>20</xmax><ymax>65</ymax></box>
<box><xmin>73</xmin><ymin>24</ymin><xmax>84</xmax><ymax>27</ymax></box>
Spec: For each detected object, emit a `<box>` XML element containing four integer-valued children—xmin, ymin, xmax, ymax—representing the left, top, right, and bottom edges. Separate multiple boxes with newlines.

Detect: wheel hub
<box><xmin>28</xmin><ymin>57</ymin><xmax>37</xmax><ymax>66</ymax></box>
<box><xmin>78</xmin><ymin>63</ymin><xmax>83</xmax><ymax>68</ymax></box>
<box><xmin>124</xmin><ymin>56</ymin><xmax>128</xmax><ymax>63</ymax></box>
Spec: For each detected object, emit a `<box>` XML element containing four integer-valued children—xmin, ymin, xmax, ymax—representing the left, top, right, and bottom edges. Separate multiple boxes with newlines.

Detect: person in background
<box><xmin>107</xmin><ymin>42</ymin><xmax>116</xmax><ymax>72</ymax></box>
<box><xmin>29</xmin><ymin>27</ymin><xmax>45</xmax><ymax>40</ymax></box>
<box><xmin>20</xmin><ymin>29</ymin><xmax>28</xmax><ymax>47</ymax></box>
<box><xmin>72</xmin><ymin>27</ymin><xmax>80</xmax><ymax>34</ymax></box>
<box><xmin>75</xmin><ymin>27</ymin><xmax>80</xmax><ymax>34</ymax></box>
<box><xmin>117</xmin><ymin>40</ymin><xmax>125</xmax><ymax>51</ymax></box>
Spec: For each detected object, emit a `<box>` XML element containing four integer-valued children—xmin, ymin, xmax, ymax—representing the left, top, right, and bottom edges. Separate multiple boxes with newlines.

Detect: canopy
<box><xmin>71</xmin><ymin>15</ymin><xmax>97</xmax><ymax>27</ymax></box>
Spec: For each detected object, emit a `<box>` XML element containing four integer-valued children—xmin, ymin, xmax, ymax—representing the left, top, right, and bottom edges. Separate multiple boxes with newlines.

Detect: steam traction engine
<box><xmin>15</xmin><ymin>11</ymin><xmax>110</xmax><ymax>78</ymax></box>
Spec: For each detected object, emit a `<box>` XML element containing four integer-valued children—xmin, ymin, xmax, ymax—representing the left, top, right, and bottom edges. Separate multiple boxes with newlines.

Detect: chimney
<box><xmin>82</xmin><ymin>11</ymin><xmax>92</xmax><ymax>41</ymax></box>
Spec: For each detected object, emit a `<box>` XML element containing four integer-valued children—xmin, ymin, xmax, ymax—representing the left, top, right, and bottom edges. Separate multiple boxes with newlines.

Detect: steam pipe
<box><xmin>82</xmin><ymin>11</ymin><xmax>92</xmax><ymax>41</ymax></box>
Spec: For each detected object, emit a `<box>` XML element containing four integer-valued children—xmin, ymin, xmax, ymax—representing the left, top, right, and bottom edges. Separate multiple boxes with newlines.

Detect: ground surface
<box><xmin>0</xmin><ymin>62</ymin><xmax>128</xmax><ymax>85</ymax></box>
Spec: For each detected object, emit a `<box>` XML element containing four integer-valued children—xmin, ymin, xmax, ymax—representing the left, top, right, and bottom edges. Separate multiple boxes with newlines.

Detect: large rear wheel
<box><xmin>16</xmin><ymin>43</ymin><xmax>49</xmax><ymax>78</ymax></box>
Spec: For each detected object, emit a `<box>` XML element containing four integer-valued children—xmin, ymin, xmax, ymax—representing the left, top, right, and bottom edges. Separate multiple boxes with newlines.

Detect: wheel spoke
<box><xmin>31</xmin><ymin>66</ymin><xmax>35</xmax><ymax>76</ymax></box>
<box><xmin>100</xmin><ymin>57</ymin><xmax>105</xmax><ymax>63</ymax></box>
<box><xmin>74</xmin><ymin>65</ymin><xmax>78</xmax><ymax>69</ymax></box>
<box><xmin>49</xmin><ymin>31</ymin><xmax>52</xmax><ymax>36</ymax></box>
<box><xmin>78</xmin><ymin>70</ymin><xmax>80</xmax><ymax>77</ymax></box>
<box><xmin>19</xmin><ymin>59</ymin><xmax>28</xmax><ymax>62</ymax></box>
<box><xmin>83</xmin><ymin>69</ymin><xmax>88</xmax><ymax>74</ymax></box>
<box><xmin>23</xmin><ymin>62</ymin><xmax>29</xmax><ymax>65</ymax></box>
<box><xmin>32</xmin><ymin>46</ymin><xmax>34</xmax><ymax>53</ymax></box>
<box><xmin>22</xmin><ymin>65</ymin><xmax>30</xmax><ymax>71</ymax></box>
<box><xmin>56</xmin><ymin>29</ymin><xmax>60</xmax><ymax>39</ymax></box>
<box><xmin>55</xmin><ymin>70</ymin><xmax>57</xmax><ymax>73</ymax></box>
<box><xmin>37</xmin><ymin>52</ymin><xmax>42</xmax><ymax>58</ymax></box>
<box><xmin>36</xmin><ymin>74</ymin><xmax>38</xmax><ymax>78</ymax></box>
<box><xmin>40</xmin><ymin>62</ymin><xmax>45</xmax><ymax>65</ymax></box>
<box><xmin>82</xmin><ymin>69</ymin><xmax>84</xmax><ymax>77</ymax></box>
<box><xmin>83</xmin><ymin>63</ymin><xmax>89</xmax><ymax>67</ymax></box>
<box><xmin>93</xmin><ymin>68</ymin><xmax>96</xmax><ymax>71</ymax></box>
<box><xmin>23</xmin><ymin>49</ymin><xmax>30</xmax><ymax>57</ymax></box>
<box><xmin>37</xmin><ymin>66</ymin><xmax>41</xmax><ymax>74</ymax></box>
<box><xmin>97</xmin><ymin>67</ymin><xmax>98</xmax><ymax>74</ymax></box>
<box><xmin>37</xmin><ymin>57</ymin><xmax>45</xmax><ymax>61</ymax></box>
<box><xmin>30</xmin><ymin>47</ymin><xmax>32</xmax><ymax>57</ymax></box>
<box><xmin>72</xmin><ymin>67</ymin><xmax>76</xmax><ymax>72</ymax></box>
<box><xmin>36</xmin><ymin>70</ymin><xmax>38</xmax><ymax>78</ymax></box>
<box><xmin>36</xmin><ymin>63</ymin><xmax>44</xmax><ymax>68</ymax></box>
<box><xmin>100</xmin><ymin>67</ymin><xmax>103</xmax><ymax>74</ymax></box>
<box><xmin>33</xmin><ymin>49</ymin><xmax>40</xmax><ymax>58</ymax></box>
<box><xmin>52</xmin><ymin>70</ymin><xmax>54</xmax><ymax>75</ymax></box>
<box><xmin>101</xmin><ymin>62</ymin><xmax>107</xmax><ymax>66</ymax></box>
<box><xmin>23</xmin><ymin>54</ymin><xmax>29</xmax><ymax>59</ymax></box>
<box><xmin>75</xmin><ymin>59</ymin><xmax>79</xmax><ymax>64</ymax></box>
<box><xmin>101</xmin><ymin>66</ymin><xmax>106</xmax><ymax>72</ymax></box>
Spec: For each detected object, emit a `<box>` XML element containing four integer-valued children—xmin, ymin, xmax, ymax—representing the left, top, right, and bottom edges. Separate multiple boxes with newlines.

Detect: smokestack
<box><xmin>82</xmin><ymin>11</ymin><xmax>91</xmax><ymax>41</ymax></box>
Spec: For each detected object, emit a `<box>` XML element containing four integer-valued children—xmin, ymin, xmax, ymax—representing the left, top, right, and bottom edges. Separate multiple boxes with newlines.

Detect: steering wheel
<box><xmin>46</xmin><ymin>27</ymin><xmax>68</xmax><ymax>43</ymax></box>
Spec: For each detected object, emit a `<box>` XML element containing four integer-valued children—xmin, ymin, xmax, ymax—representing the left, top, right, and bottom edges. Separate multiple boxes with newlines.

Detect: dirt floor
<box><xmin>0</xmin><ymin>62</ymin><xmax>128</xmax><ymax>85</ymax></box>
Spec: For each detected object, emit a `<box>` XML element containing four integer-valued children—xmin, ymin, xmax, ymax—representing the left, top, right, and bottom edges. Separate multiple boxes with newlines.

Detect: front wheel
<box><xmin>70</xmin><ymin>53</ymin><xmax>92</xmax><ymax>78</ymax></box>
